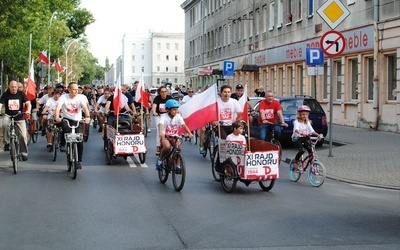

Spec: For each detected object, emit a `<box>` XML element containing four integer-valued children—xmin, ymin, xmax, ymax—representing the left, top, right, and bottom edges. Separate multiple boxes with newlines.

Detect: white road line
<box><xmin>128</xmin><ymin>154</ymin><xmax>149</xmax><ymax>168</ymax></box>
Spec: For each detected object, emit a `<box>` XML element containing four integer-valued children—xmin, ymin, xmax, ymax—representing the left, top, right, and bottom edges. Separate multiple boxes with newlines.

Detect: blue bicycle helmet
<box><xmin>165</xmin><ymin>99</ymin><xmax>180</xmax><ymax>109</ymax></box>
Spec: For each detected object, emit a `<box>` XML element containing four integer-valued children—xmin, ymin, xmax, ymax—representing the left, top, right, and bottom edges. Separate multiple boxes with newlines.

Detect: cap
<box><xmin>236</xmin><ymin>84</ymin><xmax>244</xmax><ymax>89</ymax></box>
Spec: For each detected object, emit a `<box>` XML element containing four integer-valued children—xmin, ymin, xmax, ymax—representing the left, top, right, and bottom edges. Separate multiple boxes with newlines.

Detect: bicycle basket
<box><xmin>65</xmin><ymin>133</ymin><xmax>83</xmax><ymax>143</ymax></box>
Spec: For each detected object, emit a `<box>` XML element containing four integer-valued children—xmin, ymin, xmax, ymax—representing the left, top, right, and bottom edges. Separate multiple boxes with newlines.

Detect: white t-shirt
<box><xmin>292</xmin><ymin>119</ymin><xmax>315</xmax><ymax>140</ymax></box>
<box><xmin>38</xmin><ymin>94</ymin><xmax>51</xmax><ymax>105</ymax></box>
<box><xmin>226</xmin><ymin>133</ymin><xmax>246</xmax><ymax>145</ymax></box>
<box><xmin>58</xmin><ymin>94</ymin><xmax>88</xmax><ymax>121</ymax></box>
<box><xmin>158</xmin><ymin>113</ymin><xmax>185</xmax><ymax>137</ymax></box>
<box><xmin>217</xmin><ymin>98</ymin><xmax>241</xmax><ymax>126</ymax></box>
<box><xmin>44</xmin><ymin>97</ymin><xmax>60</xmax><ymax>117</ymax></box>
<box><xmin>97</xmin><ymin>95</ymin><xmax>108</xmax><ymax>113</ymax></box>
<box><xmin>181</xmin><ymin>95</ymin><xmax>193</xmax><ymax>104</ymax></box>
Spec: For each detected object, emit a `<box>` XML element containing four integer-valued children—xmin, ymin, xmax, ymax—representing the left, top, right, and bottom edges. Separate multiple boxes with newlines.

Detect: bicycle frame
<box><xmin>63</xmin><ymin>119</ymin><xmax>83</xmax><ymax>179</ymax></box>
<box><xmin>5</xmin><ymin>112</ymin><xmax>22</xmax><ymax>174</ymax></box>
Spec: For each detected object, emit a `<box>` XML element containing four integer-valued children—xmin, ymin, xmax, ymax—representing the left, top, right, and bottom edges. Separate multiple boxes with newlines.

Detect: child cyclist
<box><xmin>291</xmin><ymin>105</ymin><xmax>322</xmax><ymax>166</ymax></box>
<box><xmin>226</xmin><ymin>121</ymin><xmax>247</xmax><ymax>146</ymax></box>
<box><xmin>156</xmin><ymin>99</ymin><xmax>193</xmax><ymax>170</ymax></box>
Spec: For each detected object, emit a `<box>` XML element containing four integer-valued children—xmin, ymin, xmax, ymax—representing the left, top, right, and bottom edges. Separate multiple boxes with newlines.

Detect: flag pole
<box><xmin>244</xmin><ymin>84</ymin><xmax>251</xmax><ymax>151</ymax></box>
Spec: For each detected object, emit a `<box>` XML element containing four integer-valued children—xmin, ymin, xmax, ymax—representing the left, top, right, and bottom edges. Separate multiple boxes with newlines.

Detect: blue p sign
<box><xmin>306</xmin><ymin>48</ymin><xmax>324</xmax><ymax>66</ymax></box>
<box><xmin>223</xmin><ymin>61</ymin><xmax>235</xmax><ymax>76</ymax></box>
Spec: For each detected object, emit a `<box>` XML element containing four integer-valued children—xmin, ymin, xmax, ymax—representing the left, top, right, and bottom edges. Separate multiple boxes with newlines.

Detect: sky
<box><xmin>80</xmin><ymin>0</ymin><xmax>185</xmax><ymax>66</ymax></box>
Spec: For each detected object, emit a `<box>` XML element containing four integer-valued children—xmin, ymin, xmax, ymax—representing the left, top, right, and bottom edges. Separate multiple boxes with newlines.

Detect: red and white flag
<box><xmin>53</xmin><ymin>58</ymin><xmax>65</xmax><ymax>72</ymax></box>
<box><xmin>135</xmin><ymin>73</ymin><xmax>151</xmax><ymax>108</ymax></box>
<box><xmin>38</xmin><ymin>51</ymin><xmax>49</xmax><ymax>65</ymax></box>
<box><xmin>25</xmin><ymin>60</ymin><xmax>36</xmax><ymax>101</ymax></box>
<box><xmin>178</xmin><ymin>84</ymin><xmax>218</xmax><ymax>134</ymax></box>
<box><xmin>238</xmin><ymin>84</ymin><xmax>248</xmax><ymax>122</ymax></box>
<box><xmin>113</xmin><ymin>74</ymin><xmax>128</xmax><ymax>116</ymax></box>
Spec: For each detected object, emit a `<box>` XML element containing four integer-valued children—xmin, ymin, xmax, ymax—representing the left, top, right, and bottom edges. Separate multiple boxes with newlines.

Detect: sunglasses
<box><xmin>188</xmin><ymin>91</ymin><xmax>194</xmax><ymax>93</ymax></box>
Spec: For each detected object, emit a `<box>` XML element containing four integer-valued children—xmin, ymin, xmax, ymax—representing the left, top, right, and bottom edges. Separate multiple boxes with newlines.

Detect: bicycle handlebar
<box><xmin>4</xmin><ymin>111</ymin><xmax>22</xmax><ymax>119</ymax></box>
<box><xmin>62</xmin><ymin>119</ymin><xmax>84</xmax><ymax>129</ymax></box>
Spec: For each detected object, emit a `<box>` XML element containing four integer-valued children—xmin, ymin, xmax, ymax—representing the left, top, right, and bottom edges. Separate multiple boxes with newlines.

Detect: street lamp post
<box><xmin>64</xmin><ymin>39</ymin><xmax>80</xmax><ymax>84</ymax></box>
<box><xmin>48</xmin><ymin>11</ymin><xmax>57</xmax><ymax>85</ymax></box>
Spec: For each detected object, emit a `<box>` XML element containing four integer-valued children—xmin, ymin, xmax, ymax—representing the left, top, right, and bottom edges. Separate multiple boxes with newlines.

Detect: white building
<box><xmin>181</xmin><ymin>0</ymin><xmax>400</xmax><ymax>133</ymax></box>
<box><xmin>118</xmin><ymin>32</ymin><xmax>185</xmax><ymax>89</ymax></box>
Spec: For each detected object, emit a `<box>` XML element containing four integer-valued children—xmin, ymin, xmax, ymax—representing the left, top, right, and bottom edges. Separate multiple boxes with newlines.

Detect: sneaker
<box><xmin>3</xmin><ymin>144</ymin><xmax>10</xmax><ymax>151</ymax></box>
<box><xmin>199</xmin><ymin>147</ymin><xmax>205</xmax><ymax>154</ymax></box>
<box><xmin>21</xmin><ymin>155</ymin><xmax>28</xmax><ymax>161</ymax></box>
<box><xmin>156</xmin><ymin>159</ymin><xmax>163</xmax><ymax>170</ymax></box>
<box><xmin>175</xmin><ymin>165</ymin><xmax>182</xmax><ymax>174</ymax></box>
<box><xmin>60</xmin><ymin>145</ymin><xmax>66</xmax><ymax>152</ymax></box>
<box><xmin>147</xmin><ymin>129</ymin><xmax>151</xmax><ymax>133</ymax></box>
<box><xmin>75</xmin><ymin>161</ymin><xmax>82</xmax><ymax>169</ymax></box>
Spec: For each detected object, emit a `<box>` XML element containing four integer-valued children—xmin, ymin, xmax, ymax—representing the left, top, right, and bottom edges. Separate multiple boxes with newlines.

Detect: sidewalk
<box><xmin>315</xmin><ymin>124</ymin><xmax>400</xmax><ymax>190</ymax></box>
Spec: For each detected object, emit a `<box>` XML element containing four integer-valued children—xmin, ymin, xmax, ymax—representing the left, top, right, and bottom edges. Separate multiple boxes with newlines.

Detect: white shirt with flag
<box><xmin>158</xmin><ymin>113</ymin><xmax>186</xmax><ymax>137</ymax></box>
<box><xmin>217</xmin><ymin>98</ymin><xmax>241</xmax><ymax>126</ymax></box>
<box><xmin>226</xmin><ymin>133</ymin><xmax>247</xmax><ymax>145</ymax></box>
<box><xmin>58</xmin><ymin>94</ymin><xmax>88</xmax><ymax>121</ymax></box>
<box><xmin>44</xmin><ymin>97</ymin><xmax>60</xmax><ymax>118</ymax></box>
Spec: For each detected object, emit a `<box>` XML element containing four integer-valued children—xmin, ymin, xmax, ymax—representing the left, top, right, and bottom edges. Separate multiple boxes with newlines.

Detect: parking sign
<box><xmin>306</xmin><ymin>48</ymin><xmax>324</xmax><ymax>66</ymax></box>
<box><xmin>223</xmin><ymin>61</ymin><xmax>235</xmax><ymax>76</ymax></box>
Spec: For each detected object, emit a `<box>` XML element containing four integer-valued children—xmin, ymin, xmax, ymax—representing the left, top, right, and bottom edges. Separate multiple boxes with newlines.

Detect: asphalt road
<box><xmin>0</xmin><ymin>125</ymin><xmax>399</xmax><ymax>249</ymax></box>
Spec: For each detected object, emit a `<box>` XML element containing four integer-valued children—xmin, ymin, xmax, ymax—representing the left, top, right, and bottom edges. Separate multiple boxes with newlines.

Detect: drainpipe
<box><xmin>371</xmin><ymin>0</ymin><xmax>379</xmax><ymax>130</ymax></box>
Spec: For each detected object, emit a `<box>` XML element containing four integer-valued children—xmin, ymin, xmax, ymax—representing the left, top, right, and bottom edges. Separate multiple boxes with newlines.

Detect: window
<box><xmin>297</xmin><ymin>65</ymin><xmax>304</xmax><ymax>95</ymax></box>
<box><xmin>287</xmin><ymin>66</ymin><xmax>293</xmax><ymax>95</ymax></box>
<box><xmin>175</xmin><ymin>43</ymin><xmax>179</xmax><ymax>50</ymax></box>
<box><xmin>174</xmin><ymin>78</ymin><xmax>178</xmax><ymax>84</ymax></box>
<box><xmin>175</xmin><ymin>66</ymin><xmax>178</xmax><ymax>72</ymax></box>
<box><xmin>157</xmin><ymin>43</ymin><xmax>161</xmax><ymax>49</ymax></box>
<box><xmin>166</xmin><ymin>55</ymin><xmax>169</xmax><ymax>60</ymax></box>
<box><xmin>296</xmin><ymin>0</ymin><xmax>302</xmax><ymax>21</ymax></box>
<box><xmin>132</xmin><ymin>55</ymin><xmax>135</xmax><ymax>61</ymax></box>
<box><xmin>157</xmin><ymin>54</ymin><xmax>160</xmax><ymax>60</ymax></box>
<box><xmin>255</xmin><ymin>8</ymin><xmax>260</xmax><ymax>35</ymax></box>
<box><xmin>387</xmin><ymin>54</ymin><xmax>397</xmax><ymax>101</ymax></box>
<box><xmin>308</xmin><ymin>0</ymin><xmax>314</xmax><ymax>17</ymax></box>
<box><xmin>166</xmin><ymin>43</ymin><xmax>170</xmax><ymax>50</ymax></box>
<box><xmin>249</xmin><ymin>12</ymin><xmax>253</xmax><ymax>37</ymax></box>
<box><xmin>132</xmin><ymin>66</ymin><xmax>135</xmax><ymax>73</ymax></box>
<box><xmin>262</xmin><ymin>5</ymin><xmax>267</xmax><ymax>33</ymax></box>
<box><xmin>269</xmin><ymin>2</ymin><xmax>275</xmax><ymax>30</ymax></box>
<box><xmin>132</xmin><ymin>43</ymin><xmax>136</xmax><ymax>51</ymax></box>
<box><xmin>287</xmin><ymin>0</ymin><xmax>292</xmax><ymax>23</ymax></box>
<box><xmin>278</xmin><ymin>67</ymin><xmax>284</xmax><ymax>95</ymax></box>
<box><xmin>243</xmin><ymin>15</ymin><xmax>247</xmax><ymax>40</ymax></box>
<box><xmin>141</xmin><ymin>55</ymin><xmax>145</xmax><ymax>60</ymax></box>
<box><xmin>141</xmin><ymin>66</ymin><xmax>144</xmax><ymax>72</ymax></box>
<box><xmin>141</xmin><ymin>43</ymin><xmax>145</xmax><ymax>50</ymax></box>
<box><xmin>157</xmin><ymin>78</ymin><xmax>160</xmax><ymax>84</ymax></box>
<box><xmin>334</xmin><ymin>61</ymin><xmax>342</xmax><ymax>100</ymax></box>
<box><xmin>366</xmin><ymin>57</ymin><xmax>374</xmax><ymax>101</ymax></box>
<box><xmin>278</xmin><ymin>0</ymin><xmax>283</xmax><ymax>27</ymax></box>
<box><xmin>349</xmin><ymin>58</ymin><xmax>358</xmax><ymax>100</ymax></box>
<box><xmin>157</xmin><ymin>66</ymin><xmax>160</xmax><ymax>72</ymax></box>
<box><xmin>175</xmin><ymin>55</ymin><xmax>178</xmax><ymax>61</ymax></box>
<box><xmin>166</xmin><ymin>67</ymin><xmax>169</xmax><ymax>72</ymax></box>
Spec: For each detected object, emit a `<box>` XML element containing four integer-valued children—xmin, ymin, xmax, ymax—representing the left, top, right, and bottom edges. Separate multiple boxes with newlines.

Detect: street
<box><xmin>0</xmin><ymin>123</ymin><xmax>399</xmax><ymax>250</ymax></box>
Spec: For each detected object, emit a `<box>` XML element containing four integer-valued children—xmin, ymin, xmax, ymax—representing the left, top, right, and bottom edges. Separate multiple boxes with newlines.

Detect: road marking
<box><xmin>128</xmin><ymin>154</ymin><xmax>149</xmax><ymax>168</ymax></box>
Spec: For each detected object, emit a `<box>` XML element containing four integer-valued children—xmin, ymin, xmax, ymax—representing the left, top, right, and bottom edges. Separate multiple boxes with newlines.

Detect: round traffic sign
<box><xmin>320</xmin><ymin>30</ymin><xmax>346</xmax><ymax>57</ymax></box>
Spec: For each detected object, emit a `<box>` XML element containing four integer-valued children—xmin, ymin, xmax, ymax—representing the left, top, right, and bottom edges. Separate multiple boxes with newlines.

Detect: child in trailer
<box><xmin>291</xmin><ymin>105</ymin><xmax>322</xmax><ymax>167</ymax></box>
<box><xmin>156</xmin><ymin>99</ymin><xmax>193</xmax><ymax>170</ymax></box>
<box><xmin>226</xmin><ymin>121</ymin><xmax>247</xmax><ymax>146</ymax></box>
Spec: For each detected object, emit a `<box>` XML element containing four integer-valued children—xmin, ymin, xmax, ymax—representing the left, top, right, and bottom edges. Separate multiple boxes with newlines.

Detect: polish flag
<box><xmin>25</xmin><ymin>60</ymin><xmax>36</xmax><ymax>101</ymax></box>
<box><xmin>178</xmin><ymin>84</ymin><xmax>218</xmax><ymax>134</ymax></box>
<box><xmin>238</xmin><ymin>85</ymin><xmax>248</xmax><ymax>122</ymax></box>
<box><xmin>135</xmin><ymin>73</ymin><xmax>151</xmax><ymax>108</ymax></box>
<box><xmin>53</xmin><ymin>58</ymin><xmax>65</xmax><ymax>72</ymax></box>
<box><xmin>38</xmin><ymin>51</ymin><xmax>49</xmax><ymax>65</ymax></box>
<box><xmin>113</xmin><ymin>74</ymin><xmax>128</xmax><ymax>116</ymax></box>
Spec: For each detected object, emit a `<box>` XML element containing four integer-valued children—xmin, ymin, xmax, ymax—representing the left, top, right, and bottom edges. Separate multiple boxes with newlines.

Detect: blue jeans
<box><xmin>259</xmin><ymin>124</ymin><xmax>282</xmax><ymax>141</ymax></box>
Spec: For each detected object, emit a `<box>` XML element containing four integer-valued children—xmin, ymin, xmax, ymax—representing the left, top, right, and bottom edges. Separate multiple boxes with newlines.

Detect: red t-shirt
<box><xmin>258</xmin><ymin>99</ymin><xmax>282</xmax><ymax>124</ymax></box>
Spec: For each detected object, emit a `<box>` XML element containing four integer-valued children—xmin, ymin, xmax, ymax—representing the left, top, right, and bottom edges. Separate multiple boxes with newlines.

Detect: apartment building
<box><xmin>117</xmin><ymin>32</ymin><xmax>185</xmax><ymax>88</ymax></box>
<box><xmin>181</xmin><ymin>0</ymin><xmax>400</xmax><ymax>133</ymax></box>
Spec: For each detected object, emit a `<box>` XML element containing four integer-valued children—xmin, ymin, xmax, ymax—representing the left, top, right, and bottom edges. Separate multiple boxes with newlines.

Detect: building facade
<box><xmin>181</xmin><ymin>0</ymin><xmax>400</xmax><ymax>133</ymax></box>
<box><xmin>119</xmin><ymin>32</ymin><xmax>185</xmax><ymax>88</ymax></box>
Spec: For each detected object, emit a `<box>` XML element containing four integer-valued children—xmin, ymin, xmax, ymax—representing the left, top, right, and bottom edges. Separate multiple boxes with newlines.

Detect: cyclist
<box><xmin>258</xmin><ymin>90</ymin><xmax>288</xmax><ymax>141</ymax></box>
<box><xmin>0</xmin><ymin>80</ymin><xmax>31</xmax><ymax>161</ymax></box>
<box><xmin>292</xmin><ymin>105</ymin><xmax>322</xmax><ymax>167</ymax></box>
<box><xmin>41</xmin><ymin>89</ymin><xmax>62</xmax><ymax>150</ymax></box>
<box><xmin>54</xmin><ymin>82</ymin><xmax>91</xmax><ymax>169</ymax></box>
<box><xmin>152</xmin><ymin>86</ymin><xmax>173</xmax><ymax>156</ymax></box>
<box><xmin>95</xmin><ymin>86</ymin><xmax>111</xmax><ymax>132</ymax></box>
<box><xmin>156</xmin><ymin>99</ymin><xmax>193</xmax><ymax>170</ymax></box>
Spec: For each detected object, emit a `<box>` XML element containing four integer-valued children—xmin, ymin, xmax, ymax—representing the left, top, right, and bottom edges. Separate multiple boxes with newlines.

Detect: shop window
<box><xmin>350</xmin><ymin>58</ymin><xmax>358</xmax><ymax>100</ymax></box>
<box><xmin>334</xmin><ymin>61</ymin><xmax>342</xmax><ymax>101</ymax></box>
<box><xmin>366</xmin><ymin>57</ymin><xmax>374</xmax><ymax>101</ymax></box>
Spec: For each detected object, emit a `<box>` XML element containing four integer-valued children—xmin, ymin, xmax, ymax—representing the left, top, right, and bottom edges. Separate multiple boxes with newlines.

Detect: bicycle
<box><xmin>201</xmin><ymin>123</ymin><xmax>217</xmax><ymax>160</ymax></box>
<box><xmin>288</xmin><ymin>135</ymin><xmax>326</xmax><ymax>187</ymax></box>
<box><xmin>263</xmin><ymin>123</ymin><xmax>283</xmax><ymax>158</ymax></box>
<box><xmin>63</xmin><ymin>119</ymin><xmax>84</xmax><ymax>180</ymax></box>
<box><xmin>157</xmin><ymin>136</ymin><xmax>186</xmax><ymax>192</ymax></box>
<box><xmin>26</xmin><ymin>111</ymin><xmax>39</xmax><ymax>145</ymax></box>
<box><xmin>49</xmin><ymin>117</ymin><xmax>62</xmax><ymax>161</ymax></box>
<box><xmin>5</xmin><ymin>112</ymin><xmax>22</xmax><ymax>174</ymax></box>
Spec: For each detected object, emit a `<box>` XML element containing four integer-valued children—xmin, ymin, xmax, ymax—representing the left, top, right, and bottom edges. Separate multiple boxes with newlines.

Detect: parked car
<box><xmin>249</xmin><ymin>95</ymin><xmax>328</xmax><ymax>146</ymax></box>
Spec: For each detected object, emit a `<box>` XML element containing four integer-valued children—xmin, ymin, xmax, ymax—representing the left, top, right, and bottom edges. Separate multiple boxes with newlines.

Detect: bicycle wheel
<box><xmin>211</xmin><ymin>146</ymin><xmax>220</xmax><ymax>182</ymax></box>
<box><xmin>138</xmin><ymin>152</ymin><xmax>146</xmax><ymax>164</ymax></box>
<box><xmin>67</xmin><ymin>143</ymin><xmax>72</xmax><ymax>172</ymax></box>
<box><xmin>220</xmin><ymin>159</ymin><xmax>238</xmax><ymax>193</ymax></box>
<box><xmin>52</xmin><ymin>130</ymin><xmax>59</xmax><ymax>161</ymax></box>
<box><xmin>202</xmin><ymin>136</ymin><xmax>209</xmax><ymax>158</ymax></box>
<box><xmin>259</xmin><ymin>179</ymin><xmax>275</xmax><ymax>191</ymax></box>
<box><xmin>158</xmin><ymin>160</ymin><xmax>169</xmax><ymax>184</ymax></box>
<box><xmin>31</xmin><ymin>121</ymin><xmax>39</xmax><ymax>143</ymax></box>
<box><xmin>270</xmin><ymin>139</ymin><xmax>282</xmax><ymax>159</ymax></box>
<box><xmin>11</xmin><ymin>138</ymin><xmax>19</xmax><ymax>174</ymax></box>
<box><xmin>105</xmin><ymin>140</ymin><xmax>113</xmax><ymax>165</ymax></box>
<box><xmin>194</xmin><ymin>131</ymin><xmax>198</xmax><ymax>145</ymax></box>
<box><xmin>143</xmin><ymin>115</ymin><xmax>148</xmax><ymax>137</ymax></box>
<box><xmin>70</xmin><ymin>143</ymin><xmax>78</xmax><ymax>179</ymax></box>
<box><xmin>172</xmin><ymin>153</ymin><xmax>186</xmax><ymax>192</ymax></box>
<box><xmin>308</xmin><ymin>161</ymin><xmax>326</xmax><ymax>187</ymax></box>
<box><xmin>289</xmin><ymin>159</ymin><xmax>302</xmax><ymax>182</ymax></box>
<box><xmin>26</xmin><ymin>121</ymin><xmax>32</xmax><ymax>146</ymax></box>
